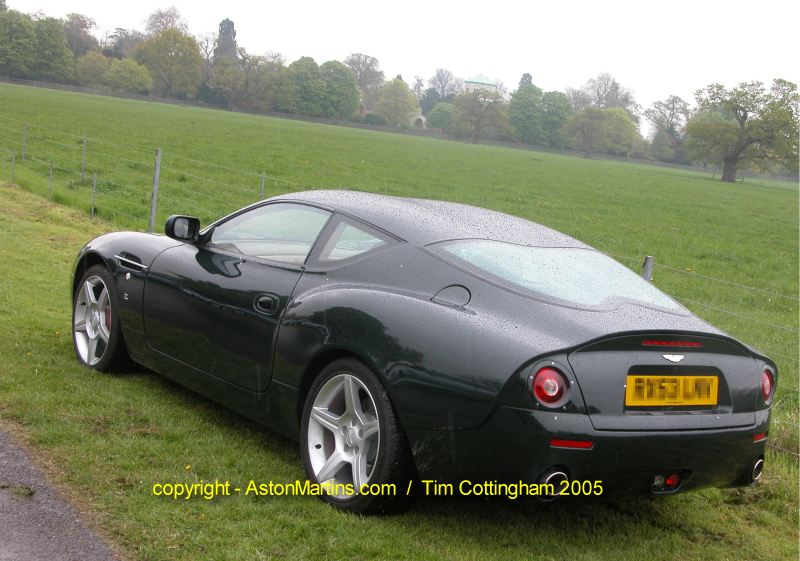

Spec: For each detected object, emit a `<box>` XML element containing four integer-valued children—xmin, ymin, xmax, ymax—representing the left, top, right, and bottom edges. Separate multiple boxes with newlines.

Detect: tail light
<box><xmin>760</xmin><ymin>369</ymin><xmax>774</xmax><ymax>404</ymax></box>
<box><xmin>531</xmin><ymin>367</ymin><xmax>570</xmax><ymax>407</ymax></box>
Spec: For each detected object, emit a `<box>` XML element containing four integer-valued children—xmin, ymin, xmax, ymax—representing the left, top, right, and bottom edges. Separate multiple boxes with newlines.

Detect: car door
<box><xmin>143</xmin><ymin>202</ymin><xmax>331</xmax><ymax>392</ymax></box>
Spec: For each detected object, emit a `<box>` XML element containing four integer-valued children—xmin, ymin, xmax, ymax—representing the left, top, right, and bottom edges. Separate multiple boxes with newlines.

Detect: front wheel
<box><xmin>72</xmin><ymin>264</ymin><xmax>128</xmax><ymax>371</ymax></box>
<box><xmin>300</xmin><ymin>358</ymin><xmax>415</xmax><ymax>514</ymax></box>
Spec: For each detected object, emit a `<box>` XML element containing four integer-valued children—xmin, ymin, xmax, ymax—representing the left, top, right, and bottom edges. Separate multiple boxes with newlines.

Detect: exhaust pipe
<box><xmin>752</xmin><ymin>458</ymin><xmax>764</xmax><ymax>482</ymax></box>
<box><xmin>539</xmin><ymin>469</ymin><xmax>568</xmax><ymax>501</ymax></box>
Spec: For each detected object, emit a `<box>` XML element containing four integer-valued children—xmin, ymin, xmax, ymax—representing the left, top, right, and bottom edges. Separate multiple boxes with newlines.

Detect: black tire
<box><xmin>300</xmin><ymin>358</ymin><xmax>416</xmax><ymax>514</ymax></box>
<box><xmin>72</xmin><ymin>264</ymin><xmax>129</xmax><ymax>372</ymax></box>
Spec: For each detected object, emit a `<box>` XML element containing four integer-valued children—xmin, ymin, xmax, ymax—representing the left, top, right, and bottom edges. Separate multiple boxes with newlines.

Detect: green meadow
<box><xmin>0</xmin><ymin>82</ymin><xmax>797</xmax><ymax>560</ymax></box>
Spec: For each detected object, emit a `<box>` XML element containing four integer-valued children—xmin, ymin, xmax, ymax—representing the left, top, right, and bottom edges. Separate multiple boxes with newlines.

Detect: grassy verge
<box><xmin>0</xmin><ymin>184</ymin><xmax>798</xmax><ymax>561</ymax></box>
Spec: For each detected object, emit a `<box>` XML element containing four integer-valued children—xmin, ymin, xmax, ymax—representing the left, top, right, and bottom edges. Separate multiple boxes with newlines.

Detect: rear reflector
<box><xmin>549</xmin><ymin>439</ymin><xmax>594</xmax><ymax>450</ymax></box>
<box><xmin>753</xmin><ymin>433</ymin><xmax>768</xmax><ymax>442</ymax></box>
<box><xmin>642</xmin><ymin>340</ymin><xmax>702</xmax><ymax>347</ymax></box>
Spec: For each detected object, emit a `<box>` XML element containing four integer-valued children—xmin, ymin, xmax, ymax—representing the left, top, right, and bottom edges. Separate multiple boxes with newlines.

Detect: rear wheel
<box><xmin>72</xmin><ymin>265</ymin><xmax>128</xmax><ymax>371</ymax></box>
<box><xmin>301</xmin><ymin>358</ymin><xmax>415</xmax><ymax>514</ymax></box>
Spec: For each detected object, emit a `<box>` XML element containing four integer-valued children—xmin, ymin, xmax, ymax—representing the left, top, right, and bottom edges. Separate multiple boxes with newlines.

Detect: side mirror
<box><xmin>165</xmin><ymin>215</ymin><xmax>201</xmax><ymax>242</ymax></box>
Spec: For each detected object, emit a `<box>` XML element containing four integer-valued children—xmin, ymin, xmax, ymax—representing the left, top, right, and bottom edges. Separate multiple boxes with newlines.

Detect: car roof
<box><xmin>270</xmin><ymin>190</ymin><xmax>591</xmax><ymax>248</ymax></box>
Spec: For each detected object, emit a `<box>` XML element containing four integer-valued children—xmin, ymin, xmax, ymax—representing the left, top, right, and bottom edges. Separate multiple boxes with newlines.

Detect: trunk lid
<box><xmin>568</xmin><ymin>333</ymin><xmax>759</xmax><ymax>431</ymax></box>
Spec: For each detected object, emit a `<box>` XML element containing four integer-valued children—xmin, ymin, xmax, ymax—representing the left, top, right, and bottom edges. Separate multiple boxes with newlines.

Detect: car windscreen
<box><xmin>431</xmin><ymin>240</ymin><xmax>684</xmax><ymax>312</ymax></box>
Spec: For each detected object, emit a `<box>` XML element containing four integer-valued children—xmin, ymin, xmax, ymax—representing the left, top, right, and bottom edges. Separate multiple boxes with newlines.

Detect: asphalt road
<box><xmin>0</xmin><ymin>429</ymin><xmax>120</xmax><ymax>561</ymax></box>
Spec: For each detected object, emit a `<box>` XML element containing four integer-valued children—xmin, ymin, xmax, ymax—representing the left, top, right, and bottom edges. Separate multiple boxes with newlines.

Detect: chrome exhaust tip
<box><xmin>539</xmin><ymin>470</ymin><xmax>568</xmax><ymax>501</ymax></box>
<box><xmin>752</xmin><ymin>458</ymin><xmax>764</xmax><ymax>482</ymax></box>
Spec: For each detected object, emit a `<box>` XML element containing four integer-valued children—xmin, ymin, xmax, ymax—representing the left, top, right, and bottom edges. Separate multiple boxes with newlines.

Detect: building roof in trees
<box><xmin>465</xmin><ymin>74</ymin><xmax>496</xmax><ymax>86</ymax></box>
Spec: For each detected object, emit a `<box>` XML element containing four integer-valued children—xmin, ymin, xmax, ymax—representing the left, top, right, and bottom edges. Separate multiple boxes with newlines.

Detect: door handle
<box><xmin>254</xmin><ymin>293</ymin><xmax>280</xmax><ymax>315</ymax></box>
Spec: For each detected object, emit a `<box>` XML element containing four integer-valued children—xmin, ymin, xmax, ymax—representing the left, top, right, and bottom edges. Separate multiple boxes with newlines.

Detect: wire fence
<box><xmin>0</xmin><ymin>118</ymin><xmax>798</xmax><ymax>455</ymax></box>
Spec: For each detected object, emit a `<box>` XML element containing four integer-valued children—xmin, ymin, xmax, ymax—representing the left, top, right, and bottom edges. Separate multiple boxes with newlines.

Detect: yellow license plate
<box><xmin>625</xmin><ymin>375</ymin><xmax>718</xmax><ymax>406</ymax></box>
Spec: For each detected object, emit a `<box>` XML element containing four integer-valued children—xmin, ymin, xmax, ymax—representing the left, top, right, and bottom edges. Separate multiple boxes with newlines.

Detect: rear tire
<box><xmin>300</xmin><ymin>358</ymin><xmax>415</xmax><ymax>514</ymax></box>
<box><xmin>72</xmin><ymin>265</ymin><xmax>128</xmax><ymax>372</ymax></box>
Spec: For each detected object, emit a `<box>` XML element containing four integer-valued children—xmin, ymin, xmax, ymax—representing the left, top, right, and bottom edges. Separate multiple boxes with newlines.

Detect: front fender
<box><xmin>72</xmin><ymin>231</ymin><xmax>183</xmax><ymax>334</ymax></box>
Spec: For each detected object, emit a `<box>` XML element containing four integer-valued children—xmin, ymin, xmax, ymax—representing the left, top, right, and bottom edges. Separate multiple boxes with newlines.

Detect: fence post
<box><xmin>147</xmin><ymin>148</ymin><xmax>162</xmax><ymax>233</ymax></box>
<box><xmin>91</xmin><ymin>174</ymin><xmax>97</xmax><ymax>218</ymax></box>
<box><xmin>259</xmin><ymin>173</ymin><xmax>266</xmax><ymax>198</ymax></box>
<box><xmin>10</xmin><ymin>150</ymin><xmax>15</xmax><ymax>182</ymax></box>
<box><xmin>22</xmin><ymin>124</ymin><xmax>28</xmax><ymax>160</ymax></box>
<box><xmin>81</xmin><ymin>136</ymin><xmax>87</xmax><ymax>182</ymax></box>
<box><xmin>642</xmin><ymin>255</ymin><xmax>655</xmax><ymax>281</ymax></box>
<box><xmin>48</xmin><ymin>162</ymin><xmax>53</xmax><ymax>200</ymax></box>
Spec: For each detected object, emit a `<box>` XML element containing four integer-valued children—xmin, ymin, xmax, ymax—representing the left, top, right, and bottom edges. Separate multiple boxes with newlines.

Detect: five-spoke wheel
<box><xmin>307</xmin><ymin>373</ymin><xmax>381</xmax><ymax>494</ymax></box>
<box><xmin>72</xmin><ymin>265</ymin><xmax>127</xmax><ymax>371</ymax></box>
<box><xmin>301</xmin><ymin>358</ymin><xmax>415</xmax><ymax>514</ymax></box>
<box><xmin>74</xmin><ymin>274</ymin><xmax>112</xmax><ymax>366</ymax></box>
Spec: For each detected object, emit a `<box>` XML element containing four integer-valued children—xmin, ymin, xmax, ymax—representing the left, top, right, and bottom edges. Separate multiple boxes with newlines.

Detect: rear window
<box><xmin>432</xmin><ymin>240</ymin><xmax>684</xmax><ymax>312</ymax></box>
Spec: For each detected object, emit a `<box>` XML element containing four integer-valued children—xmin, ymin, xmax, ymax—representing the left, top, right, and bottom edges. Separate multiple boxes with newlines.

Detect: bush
<box><xmin>362</xmin><ymin>113</ymin><xmax>388</xmax><ymax>126</ymax></box>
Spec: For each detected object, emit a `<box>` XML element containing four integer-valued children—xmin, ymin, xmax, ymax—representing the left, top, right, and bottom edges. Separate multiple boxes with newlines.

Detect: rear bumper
<box><xmin>407</xmin><ymin>407</ymin><xmax>770</xmax><ymax>495</ymax></box>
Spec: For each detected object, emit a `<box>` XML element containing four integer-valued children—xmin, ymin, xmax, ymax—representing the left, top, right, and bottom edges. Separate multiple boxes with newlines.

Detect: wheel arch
<box><xmin>72</xmin><ymin>251</ymin><xmax>109</xmax><ymax>300</ymax></box>
<box><xmin>296</xmin><ymin>347</ymin><xmax>374</xmax><ymax>424</ymax></box>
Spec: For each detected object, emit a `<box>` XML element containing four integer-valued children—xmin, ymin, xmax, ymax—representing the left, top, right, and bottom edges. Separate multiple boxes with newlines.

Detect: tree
<box><xmin>563</xmin><ymin>108</ymin><xmax>609</xmax><ymax>156</ymax></box>
<box><xmin>76</xmin><ymin>51</ymin><xmax>110</xmax><ymax>86</ymax></box>
<box><xmin>651</xmin><ymin>129</ymin><xmax>676</xmax><ymax>162</ymax></box>
<box><xmin>540</xmin><ymin>91</ymin><xmax>571</xmax><ymax>147</ymax></box>
<box><xmin>288</xmin><ymin>56</ymin><xmax>325</xmax><ymax>116</ymax></box>
<box><xmin>197</xmin><ymin>32</ymin><xmax>215</xmax><ymax>80</ymax></box>
<box><xmin>428</xmin><ymin>68</ymin><xmax>461</xmax><ymax>98</ymax></box>
<box><xmin>103</xmin><ymin>28</ymin><xmax>144</xmax><ymax>59</ymax></box>
<box><xmin>567</xmin><ymin>73</ymin><xmax>639</xmax><ymax>122</ymax></box>
<box><xmin>373</xmin><ymin>78</ymin><xmax>418</xmax><ymax>127</ymax></box>
<box><xmin>103</xmin><ymin>58</ymin><xmax>151</xmax><ymax>94</ymax></box>
<box><xmin>145</xmin><ymin>6</ymin><xmax>188</xmax><ymax>35</ymax></box>
<box><xmin>344</xmin><ymin>53</ymin><xmax>384</xmax><ymax>110</ymax></box>
<box><xmin>412</xmin><ymin>76</ymin><xmax>424</xmax><ymax>99</ymax></box>
<box><xmin>265</xmin><ymin>51</ymin><xmax>284</xmax><ymax>65</ymax></box>
<box><xmin>419</xmin><ymin>87</ymin><xmax>442</xmax><ymax>115</ymax></box>
<box><xmin>685</xmin><ymin>80</ymin><xmax>799</xmax><ymax>181</ymax></box>
<box><xmin>62</xmin><ymin>13</ymin><xmax>98</xmax><ymax>57</ymax></box>
<box><xmin>320</xmin><ymin>60</ymin><xmax>359</xmax><ymax>119</ymax></box>
<box><xmin>604</xmin><ymin>108</ymin><xmax>637</xmax><ymax>155</ymax></box>
<box><xmin>134</xmin><ymin>28</ymin><xmax>202</xmax><ymax>98</ymax></box>
<box><xmin>645</xmin><ymin>95</ymin><xmax>690</xmax><ymax>163</ymax></box>
<box><xmin>645</xmin><ymin>95</ymin><xmax>689</xmax><ymax>135</ymax></box>
<box><xmin>519</xmin><ymin>72</ymin><xmax>533</xmax><ymax>88</ymax></box>
<box><xmin>208</xmin><ymin>49</ymin><xmax>252</xmax><ymax>109</ymax></box>
<box><xmin>452</xmin><ymin>89</ymin><xmax>508</xmax><ymax>143</ymax></box>
<box><xmin>0</xmin><ymin>10</ymin><xmax>36</xmax><ymax>78</ymax></box>
<box><xmin>508</xmin><ymin>84</ymin><xmax>544</xmax><ymax>144</ymax></box>
<box><xmin>33</xmin><ymin>17</ymin><xmax>75</xmax><ymax>82</ymax></box>
<box><xmin>214</xmin><ymin>19</ymin><xmax>238</xmax><ymax>61</ymax></box>
<box><xmin>427</xmin><ymin>102</ymin><xmax>456</xmax><ymax>133</ymax></box>
<box><xmin>0</xmin><ymin>1</ymin><xmax>6</xmax><ymax>11</ymax></box>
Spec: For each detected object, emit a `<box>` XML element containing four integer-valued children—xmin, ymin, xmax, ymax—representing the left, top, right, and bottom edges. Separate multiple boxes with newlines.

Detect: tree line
<box><xmin>0</xmin><ymin>4</ymin><xmax>796</xmax><ymax>182</ymax></box>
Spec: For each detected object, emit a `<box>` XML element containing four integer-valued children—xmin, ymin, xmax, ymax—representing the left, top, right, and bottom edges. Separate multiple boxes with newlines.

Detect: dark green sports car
<box><xmin>72</xmin><ymin>190</ymin><xmax>776</xmax><ymax>513</ymax></box>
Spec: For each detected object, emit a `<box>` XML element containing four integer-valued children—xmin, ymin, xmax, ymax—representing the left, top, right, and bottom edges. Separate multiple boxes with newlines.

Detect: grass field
<box><xmin>0</xmin><ymin>82</ymin><xmax>798</xmax><ymax>560</ymax></box>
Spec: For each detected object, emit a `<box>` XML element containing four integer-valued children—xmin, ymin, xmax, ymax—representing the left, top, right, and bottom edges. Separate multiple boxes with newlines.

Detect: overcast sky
<box><xmin>9</xmin><ymin>0</ymin><xmax>800</xmax><ymax>128</ymax></box>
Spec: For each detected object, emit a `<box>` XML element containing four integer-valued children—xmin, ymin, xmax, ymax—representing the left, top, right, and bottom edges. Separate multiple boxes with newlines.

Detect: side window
<box><xmin>209</xmin><ymin>203</ymin><xmax>330</xmax><ymax>265</ymax></box>
<box><xmin>316</xmin><ymin>218</ymin><xmax>393</xmax><ymax>263</ymax></box>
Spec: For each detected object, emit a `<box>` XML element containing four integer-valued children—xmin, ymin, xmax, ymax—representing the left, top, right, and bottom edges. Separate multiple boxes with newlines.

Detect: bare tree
<box><xmin>264</xmin><ymin>51</ymin><xmax>285</xmax><ymax>65</ymax></box>
<box><xmin>344</xmin><ymin>53</ymin><xmax>384</xmax><ymax>110</ymax></box>
<box><xmin>145</xmin><ymin>6</ymin><xmax>188</xmax><ymax>35</ymax></box>
<box><xmin>412</xmin><ymin>76</ymin><xmax>424</xmax><ymax>99</ymax></box>
<box><xmin>197</xmin><ymin>33</ymin><xmax>216</xmax><ymax>79</ymax></box>
<box><xmin>428</xmin><ymin>68</ymin><xmax>461</xmax><ymax>98</ymax></box>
